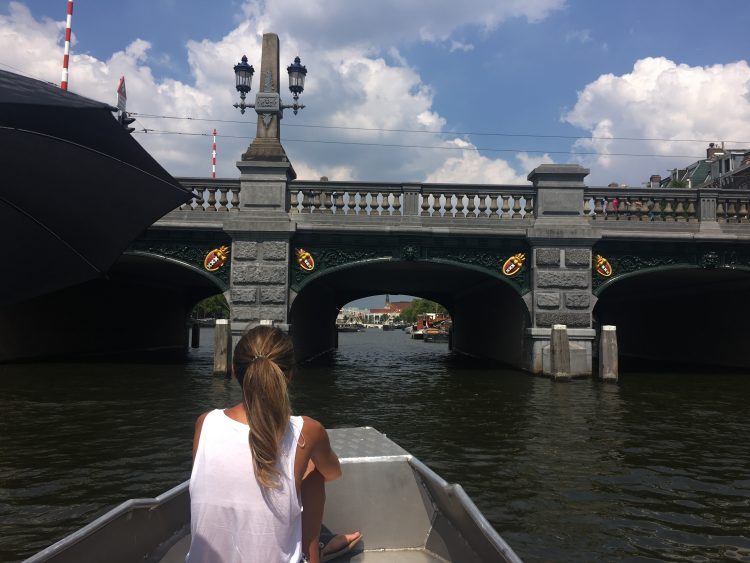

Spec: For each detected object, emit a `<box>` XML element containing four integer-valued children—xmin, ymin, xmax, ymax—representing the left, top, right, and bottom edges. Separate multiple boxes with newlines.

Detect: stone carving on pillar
<box><xmin>242</xmin><ymin>34</ymin><xmax>292</xmax><ymax>164</ymax></box>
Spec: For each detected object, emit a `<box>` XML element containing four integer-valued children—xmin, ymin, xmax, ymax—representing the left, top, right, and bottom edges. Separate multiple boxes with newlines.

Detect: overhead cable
<box><xmin>133</xmin><ymin>128</ymin><xmax>706</xmax><ymax>159</ymax></box>
<box><xmin>130</xmin><ymin>111</ymin><xmax>750</xmax><ymax>145</ymax></box>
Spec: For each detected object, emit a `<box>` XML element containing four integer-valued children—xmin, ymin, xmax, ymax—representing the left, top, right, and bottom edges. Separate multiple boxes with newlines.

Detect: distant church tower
<box><xmin>385</xmin><ymin>294</ymin><xmax>391</xmax><ymax>309</ymax></box>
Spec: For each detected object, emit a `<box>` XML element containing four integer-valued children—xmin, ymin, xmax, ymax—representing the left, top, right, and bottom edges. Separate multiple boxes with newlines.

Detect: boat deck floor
<box><xmin>160</xmin><ymin>535</ymin><xmax>445</xmax><ymax>562</ymax></box>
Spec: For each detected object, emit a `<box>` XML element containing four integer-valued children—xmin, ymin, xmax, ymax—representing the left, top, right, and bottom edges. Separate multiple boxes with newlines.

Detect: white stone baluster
<box><xmin>420</xmin><ymin>193</ymin><xmax>431</xmax><ymax>216</ymax></box>
<box><xmin>392</xmin><ymin>192</ymin><xmax>402</xmax><ymax>215</ymax></box>
<box><xmin>455</xmin><ymin>194</ymin><xmax>465</xmax><ymax>217</ymax></box>
<box><xmin>321</xmin><ymin>191</ymin><xmax>333</xmax><ymax>214</ymax></box>
<box><xmin>500</xmin><ymin>195</ymin><xmax>510</xmax><ymax>219</ymax></box>
<box><xmin>195</xmin><ymin>189</ymin><xmax>205</xmax><ymax>211</ymax></box>
<box><xmin>592</xmin><ymin>197</ymin><xmax>604</xmax><ymax>219</ymax></box>
<box><xmin>206</xmin><ymin>188</ymin><xmax>217</xmax><ymax>211</ymax></box>
<box><xmin>335</xmin><ymin>191</ymin><xmax>345</xmax><ymax>214</ymax></box>
<box><xmin>511</xmin><ymin>196</ymin><xmax>522</xmax><ymax>219</ymax></box>
<box><xmin>716</xmin><ymin>199</ymin><xmax>726</xmax><ymax>222</ymax></box>
<box><xmin>478</xmin><ymin>194</ymin><xmax>488</xmax><ymax>217</ymax></box>
<box><xmin>524</xmin><ymin>196</ymin><xmax>534</xmax><ymax>218</ymax></box>
<box><xmin>738</xmin><ymin>200</ymin><xmax>748</xmax><ymax>223</ymax></box>
<box><xmin>727</xmin><ymin>200</ymin><xmax>738</xmax><ymax>222</ymax></box>
<box><xmin>218</xmin><ymin>188</ymin><xmax>229</xmax><ymax>211</ymax></box>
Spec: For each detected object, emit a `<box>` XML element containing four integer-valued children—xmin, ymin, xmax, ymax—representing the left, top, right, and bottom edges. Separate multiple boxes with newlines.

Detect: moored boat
<box><xmin>423</xmin><ymin>328</ymin><xmax>449</xmax><ymax>343</ymax></box>
<box><xmin>26</xmin><ymin>427</ymin><xmax>522</xmax><ymax>563</ymax></box>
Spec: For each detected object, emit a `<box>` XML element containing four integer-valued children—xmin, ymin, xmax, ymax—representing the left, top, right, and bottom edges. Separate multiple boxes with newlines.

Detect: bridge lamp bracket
<box><xmin>233</xmin><ymin>54</ymin><xmax>308</xmax><ymax>117</ymax></box>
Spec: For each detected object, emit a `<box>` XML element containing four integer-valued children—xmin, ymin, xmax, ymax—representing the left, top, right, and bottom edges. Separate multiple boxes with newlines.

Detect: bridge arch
<box><xmin>289</xmin><ymin>258</ymin><xmax>531</xmax><ymax>365</ymax></box>
<box><xmin>293</xmin><ymin>256</ymin><xmax>528</xmax><ymax>297</ymax></box>
<box><xmin>593</xmin><ymin>264</ymin><xmax>750</xmax><ymax>369</ymax></box>
<box><xmin>0</xmin><ymin>251</ymin><xmax>227</xmax><ymax>362</ymax></box>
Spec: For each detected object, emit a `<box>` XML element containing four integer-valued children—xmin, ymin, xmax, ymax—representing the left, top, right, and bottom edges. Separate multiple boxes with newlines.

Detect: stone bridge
<box><xmin>5</xmin><ymin>31</ymin><xmax>750</xmax><ymax>374</ymax></box>
<box><xmin>137</xmin><ymin>162</ymin><xmax>750</xmax><ymax>375</ymax></box>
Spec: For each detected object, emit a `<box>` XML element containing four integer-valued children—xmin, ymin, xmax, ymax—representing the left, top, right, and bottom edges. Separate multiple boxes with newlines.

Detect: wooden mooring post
<box><xmin>598</xmin><ymin>325</ymin><xmax>618</xmax><ymax>382</ymax></box>
<box><xmin>550</xmin><ymin>324</ymin><xmax>571</xmax><ymax>381</ymax></box>
<box><xmin>190</xmin><ymin>323</ymin><xmax>200</xmax><ymax>348</ymax></box>
<box><xmin>213</xmin><ymin>319</ymin><xmax>230</xmax><ymax>376</ymax></box>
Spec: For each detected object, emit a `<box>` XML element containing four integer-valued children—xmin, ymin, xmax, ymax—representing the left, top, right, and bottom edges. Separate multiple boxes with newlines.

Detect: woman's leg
<box><xmin>301</xmin><ymin>468</ymin><xmax>325</xmax><ymax>563</ymax></box>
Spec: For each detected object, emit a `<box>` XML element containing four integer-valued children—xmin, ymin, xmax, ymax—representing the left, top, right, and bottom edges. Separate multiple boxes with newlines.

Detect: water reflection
<box><xmin>1</xmin><ymin>329</ymin><xmax>749</xmax><ymax>562</ymax></box>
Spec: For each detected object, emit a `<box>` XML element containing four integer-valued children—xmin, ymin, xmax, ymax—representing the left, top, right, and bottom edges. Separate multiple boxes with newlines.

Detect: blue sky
<box><xmin>2</xmin><ymin>0</ymin><xmax>749</xmax><ymax>308</ymax></box>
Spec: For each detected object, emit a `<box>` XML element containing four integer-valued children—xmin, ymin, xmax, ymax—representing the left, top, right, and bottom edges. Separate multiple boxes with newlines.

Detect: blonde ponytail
<box><xmin>233</xmin><ymin>326</ymin><xmax>295</xmax><ymax>489</ymax></box>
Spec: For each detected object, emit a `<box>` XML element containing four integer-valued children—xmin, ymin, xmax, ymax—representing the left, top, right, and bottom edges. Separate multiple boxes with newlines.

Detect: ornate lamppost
<box><xmin>231</xmin><ymin>34</ymin><xmax>307</xmax><ymax>163</ymax></box>
<box><xmin>233</xmin><ymin>53</ymin><xmax>307</xmax><ymax>119</ymax></box>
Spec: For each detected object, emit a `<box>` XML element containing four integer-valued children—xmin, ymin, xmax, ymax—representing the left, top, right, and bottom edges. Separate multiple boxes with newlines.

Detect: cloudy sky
<box><xmin>3</xmin><ymin>0</ymin><xmax>750</xmax><ymax>191</ymax></box>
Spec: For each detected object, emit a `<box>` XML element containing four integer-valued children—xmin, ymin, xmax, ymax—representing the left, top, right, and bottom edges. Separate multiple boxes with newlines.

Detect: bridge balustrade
<box><xmin>168</xmin><ymin>178</ymin><xmax>750</xmax><ymax>225</ymax></box>
<box><xmin>716</xmin><ymin>193</ymin><xmax>750</xmax><ymax>223</ymax></box>
<box><xmin>584</xmin><ymin>188</ymin><xmax>699</xmax><ymax>222</ymax></box>
<box><xmin>289</xmin><ymin>183</ymin><xmax>404</xmax><ymax>215</ymax></box>
<box><xmin>583</xmin><ymin>188</ymin><xmax>750</xmax><ymax>224</ymax></box>
<box><xmin>176</xmin><ymin>179</ymin><xmax>241</xmax><ymax>212</ymax></box>
<box><xmin>288</xmin><ymin>182</ymin><xmax>535</xmax><ymax>219</ymax></box>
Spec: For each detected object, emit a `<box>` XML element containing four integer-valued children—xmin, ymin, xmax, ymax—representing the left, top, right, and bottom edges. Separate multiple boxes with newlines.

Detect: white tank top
<box><xmin>186</xmin><ymin>409</ymin><xmax>304</xmax><ymax>563</ymax></box>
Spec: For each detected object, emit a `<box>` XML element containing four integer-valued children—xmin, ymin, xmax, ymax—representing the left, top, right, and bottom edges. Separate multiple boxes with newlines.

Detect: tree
<box><xmin>192</xmin><ymin>294</ymin><xmax>229</xmax><ymax>319</ymax></box>
<box><xmin>397</xmin><ymin>299</ymin><xmax>447</xmax><ymax>323</ymax></box>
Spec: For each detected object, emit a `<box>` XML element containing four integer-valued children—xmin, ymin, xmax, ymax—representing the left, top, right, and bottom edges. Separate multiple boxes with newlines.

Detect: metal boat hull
<box><xmin>26</xmin><ymin>428</ymin><xmax>521</xmax><ymax>563</ymax></box>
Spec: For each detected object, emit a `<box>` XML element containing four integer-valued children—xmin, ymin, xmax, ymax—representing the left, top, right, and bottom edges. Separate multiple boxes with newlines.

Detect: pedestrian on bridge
<box><xmin>611</xmin><ymin>197</ymin><xmax>620</xmax><ymax>216</ymax></box>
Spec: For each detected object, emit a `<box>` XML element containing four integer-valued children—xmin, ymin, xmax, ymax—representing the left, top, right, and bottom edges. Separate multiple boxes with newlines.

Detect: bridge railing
<box><xmin>175</xmin><ymin>178</ymin><xmax>241</xmax><ymax>212</ymax></box>
<box><xmin>584</xmin><ymin>187</ymin><xmax>750</xmax><ymax>223</ymax></box>
<box><xmin>289</xmin><ymin>181</ymin><xmax>536</xmax><ymax>219</ymax></box>
<box><xmin>583</xmin><ymin>188</ymin><xmax>699</xmax><ymax>222</ymax></box>
<box><xmin>713</xmin><ymin>191</ymin><xmax>750</xmax><ymax>223</ymax></box>
<box><xmin>171</xmin><ymin>178</ymin><xmax>750</xmax><ymax>224</ymax></box>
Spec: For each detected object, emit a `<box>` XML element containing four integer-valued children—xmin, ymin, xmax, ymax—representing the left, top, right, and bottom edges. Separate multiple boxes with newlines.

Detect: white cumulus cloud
<box><xmin>424</xmin><ymin>139</ymin><xmax>530</xmax><ymax>184</ymax></box>
<box><xmin>0</xmin><ymin>0</ymin><xmax>566</xmax><ymax>182</ymax></box>
<box><xmin>564</xmin><ymin>57</ymin><xmax>750</xmax><ymax>186</ymax></box>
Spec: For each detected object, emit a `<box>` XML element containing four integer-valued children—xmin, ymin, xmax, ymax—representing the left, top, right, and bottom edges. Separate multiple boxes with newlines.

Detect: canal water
<box><xmin>1</xmin><ymin>328</ymin><xmax>749</xmax><ymax>562</ymax></box>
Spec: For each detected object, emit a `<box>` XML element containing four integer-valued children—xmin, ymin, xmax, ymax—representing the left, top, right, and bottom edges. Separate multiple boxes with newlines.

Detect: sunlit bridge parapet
<box><xmin>164</xmin><ymin>178</ymin><xmax>750</xmax><ymax>227</ymax></box>
<box><xmin>174</xmin><ymin>178</ymin><xmax>241</xmax><ymax>212</ymax></box>
<box><xmin>288</xmin><ymin>181</ymin><xmax>536</xmax><ymax>219</ymax></box>
<box><xmin>584</xmin><ymin>186</ymin><xmax>750</xmax><ymax>224</ymax></box>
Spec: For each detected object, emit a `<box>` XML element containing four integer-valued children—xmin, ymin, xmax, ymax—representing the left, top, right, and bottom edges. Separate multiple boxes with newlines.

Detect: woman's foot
<box><xmin>321</xmin><ymin>531</ymin><xmax>362</xmax><ymax>562</ymax></box>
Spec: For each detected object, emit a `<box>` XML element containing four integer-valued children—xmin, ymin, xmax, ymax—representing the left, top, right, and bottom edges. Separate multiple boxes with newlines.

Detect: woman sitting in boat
<box><xmin>187</xmin><ymin>325</ymin><xmax>361</xmax><ymax>562</ymax></box>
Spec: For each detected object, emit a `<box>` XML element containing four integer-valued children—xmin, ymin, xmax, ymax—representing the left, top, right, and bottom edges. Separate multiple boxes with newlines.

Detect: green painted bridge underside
<box><xmin>128</xmin><ymin>228</ymin><xmax>232</xmax><ymax>290</ymax></box>
<box><xmin>290</xmin><ymin>234</ymin><xmax>531</xmax><ymax>295</ymax></box>
<box><xmin>592</xmin><ymin>241</ymin><xmax>750</xmax><ymax>295</ymax></box>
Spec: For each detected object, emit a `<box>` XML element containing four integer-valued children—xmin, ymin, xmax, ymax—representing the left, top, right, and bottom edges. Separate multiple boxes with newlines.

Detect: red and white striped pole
<box><xmin>60</xmin><ymin>0</ymin><xmax>74</xmax><ymax>90</ymax></box>
<box><xmin>212</xmin><ymin>129</ymin><xmax>217</xmax><ymax>178</ymax></box>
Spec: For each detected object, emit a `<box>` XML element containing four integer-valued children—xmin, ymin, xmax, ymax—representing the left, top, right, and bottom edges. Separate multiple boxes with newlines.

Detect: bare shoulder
<box><xmin>300</xmin><ymin>416</ymin><xmax>328</xmax><ymax>442</ymax></box>
<box><xmin>192</xmin><ymin>411</ymin><xmax>215</xmax><ymax>461</ymax></box>
<box><xmin>194</xmin><ymin>411</ymin><xmax>211</xmax><ymax>434</ymax></box>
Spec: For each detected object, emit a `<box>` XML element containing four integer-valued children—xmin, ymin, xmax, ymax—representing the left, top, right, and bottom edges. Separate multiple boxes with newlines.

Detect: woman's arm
<box><xmin>192</xmin><ymin>411</ymin><xmax>210</xmax><ymax>462</ymax></box>
<box><xmin>301</xmin><ymin>416</ymin><xmax>342</xmax><ymax>481</ymax></box>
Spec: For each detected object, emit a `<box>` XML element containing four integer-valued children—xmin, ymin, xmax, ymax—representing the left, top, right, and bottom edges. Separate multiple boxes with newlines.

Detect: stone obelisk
<box><xmin>241</xmin><ymin>33</ymin><xmax>292</xmax><ymax>165</ymax></box>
